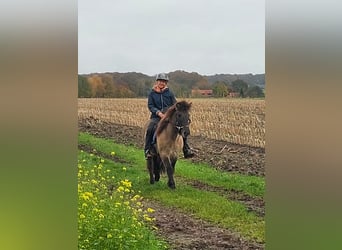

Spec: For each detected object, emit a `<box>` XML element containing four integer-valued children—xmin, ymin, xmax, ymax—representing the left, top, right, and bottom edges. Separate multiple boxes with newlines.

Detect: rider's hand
<box><xmin>158</xmin><ymin>112</ymin><xmax>165</xmax><ymax>119</ymax></box>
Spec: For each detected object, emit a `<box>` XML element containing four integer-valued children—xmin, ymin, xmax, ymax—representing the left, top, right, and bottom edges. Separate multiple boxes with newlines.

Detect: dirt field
<box><xmin>79</xmin><ymin>116</ymin><xmax>265</xmax><ymax>249</ymax></box>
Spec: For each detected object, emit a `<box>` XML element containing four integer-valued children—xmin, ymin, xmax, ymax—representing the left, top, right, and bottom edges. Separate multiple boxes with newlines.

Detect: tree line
<box><xmin>210</xmin><ymin>79</ymin><xmax>264</xmax><ymax>98</ymax></box>
<box><xmin>78</xmin><ymin>71</ymin><xmax>265</xmax><ymax>98</ymax></box>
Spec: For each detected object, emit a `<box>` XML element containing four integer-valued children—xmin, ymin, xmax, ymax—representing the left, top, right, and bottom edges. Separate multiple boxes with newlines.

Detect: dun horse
<box><xmin>147</xmin><ymin>101</ymin><xmax>192</xmax><ymax>189</ymax></box>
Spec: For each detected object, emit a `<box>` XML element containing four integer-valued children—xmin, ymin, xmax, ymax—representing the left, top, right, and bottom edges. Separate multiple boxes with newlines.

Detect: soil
<box><xmin>146</xmin><ymin>200</ymin><xmax>264</xmax><ymax>250</ymax></box>
<box><xmin>78</xmin><ymin>116</ymin><xmax>265</xmax><ymax>249</ymax></box>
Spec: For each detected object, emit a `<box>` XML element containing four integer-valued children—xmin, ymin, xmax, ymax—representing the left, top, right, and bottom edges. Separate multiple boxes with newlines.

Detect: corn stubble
<box><xmin>78</xmin><ymin>98</ymin><xmax>265</xmax><ymax>148</ymax></box>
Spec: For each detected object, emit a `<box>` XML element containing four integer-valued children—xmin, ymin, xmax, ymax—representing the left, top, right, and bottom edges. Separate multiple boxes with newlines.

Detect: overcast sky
<box><xmin>78</xmin><ymin>0</ymin><xmax>264</xmax><ymax>76</ymax></box>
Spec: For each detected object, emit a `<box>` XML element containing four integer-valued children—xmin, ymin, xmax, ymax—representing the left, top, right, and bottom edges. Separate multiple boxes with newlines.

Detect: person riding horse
<box><xmin>148</xmin><ymin>100</ymin><xmax>192</xmax><ymax>189</ymax></box>
<box><xmin>144</xmin><ymin>73</ymin><xmax>194</xmax><ymax>160</ymax></box>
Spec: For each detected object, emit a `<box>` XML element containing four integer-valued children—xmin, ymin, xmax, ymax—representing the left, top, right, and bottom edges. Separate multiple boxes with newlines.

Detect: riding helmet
<box><xmin>156</xmin><ymin>73</ymin><xmax>169</xmax><ymax>81</ymax></box>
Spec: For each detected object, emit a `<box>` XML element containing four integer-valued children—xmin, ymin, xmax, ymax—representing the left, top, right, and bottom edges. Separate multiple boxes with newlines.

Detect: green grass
<box><xmin>175</xmin><ymin>161</ymin><xmax>264</xmax><ymax>197</ymax></box>
<box><xmin>78</xmin><ymin>132</ymin><xmax>264</xmax><ymax>197</ymax></box>
<box><xmin>78</xmin><ymin>132</ymin><xmax>265</xmax><ymax>243</ymax></box>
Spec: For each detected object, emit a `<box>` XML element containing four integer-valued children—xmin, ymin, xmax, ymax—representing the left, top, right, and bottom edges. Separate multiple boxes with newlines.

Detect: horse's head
<box><xmin>156</xmin><ymin>100</ymin><xmax>192</xmax><ymax>138</ymax></box>
<box><xmin>173</xmin><ymin>101</ymin><xmax>192</xmax><ymax>138</ymax></box>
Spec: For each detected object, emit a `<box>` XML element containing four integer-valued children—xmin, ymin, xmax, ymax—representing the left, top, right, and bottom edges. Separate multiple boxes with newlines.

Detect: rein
<box><xmin>172</xmin><ymin>118</ymin><xmax>190</xmax><ymax>134</ymax></box>
<box><xmin>175</xmin><ymin>124</ymin><xmax>189</xmax><ymax>132</ymax></box>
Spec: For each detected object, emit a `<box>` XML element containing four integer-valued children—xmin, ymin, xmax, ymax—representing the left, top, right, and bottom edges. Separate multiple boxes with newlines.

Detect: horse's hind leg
<box><xmin>147</xmin><ymin>158</ymin><xmax>155</xmax><ymax>184</ymax></box>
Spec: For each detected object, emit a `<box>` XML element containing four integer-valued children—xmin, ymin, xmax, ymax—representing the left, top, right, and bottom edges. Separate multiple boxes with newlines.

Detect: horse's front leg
<box><xmin>162</xmin><ymin>156</ymin><xmax>177</xmax><ymax>189</ymax></box>
<box><xmin>147</xmin><ymin>157</ymin><xmax>155</xmax><ymax>184</ymax></box>
<box><xmin>154</xmin><ymin>156</ymin><xmax>161</xmax><ymax>182</ymax></box>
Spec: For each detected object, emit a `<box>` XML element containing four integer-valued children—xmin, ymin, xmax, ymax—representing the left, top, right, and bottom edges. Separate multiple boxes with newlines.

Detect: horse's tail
<box><xmin>159</xmin><ymin>159</ymin><xmax>166</xmax><ymax>174</ymax></box>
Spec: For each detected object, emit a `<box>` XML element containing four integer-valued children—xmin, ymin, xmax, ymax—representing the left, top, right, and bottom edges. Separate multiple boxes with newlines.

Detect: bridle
<box><xmin>173</xmin><ymin>114</ymin><xmax>191</xmax><ymax>135</ymax></box>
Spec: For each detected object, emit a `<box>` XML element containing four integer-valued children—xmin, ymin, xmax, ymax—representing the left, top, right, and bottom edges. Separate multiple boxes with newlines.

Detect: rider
<box><xmin>144</xmin><ymin>73</ymin><xmax>195</xmax><ymax>160</ymax></box>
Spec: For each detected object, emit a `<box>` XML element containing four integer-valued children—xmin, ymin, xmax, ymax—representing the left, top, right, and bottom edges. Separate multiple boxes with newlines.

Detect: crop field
<box><xmin>78</xmin><ymin>98</ymin><xmax>265</xmax><ymax>148</ymax></box>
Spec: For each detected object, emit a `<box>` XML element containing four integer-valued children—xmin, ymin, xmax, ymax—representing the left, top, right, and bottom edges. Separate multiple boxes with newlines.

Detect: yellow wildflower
<box><xmin>84</xmin><ymin>192</ymin><xmax>93</xmax><ymax>198</ymax></box>
<box><xmin>131</xmin><ymin>194</ymin><xmax>141</xmax><ymax>201</ymax></box>
<box><xmin>143</xmin><ymin>215</ymin><xmax>152</xmax><ymax>222</ymax></box>
<box><xmin>121</xmin><ymin>179</ymin><xmax>132</xmax><ymax>188</ymax></box>
<box><xmin>81</xmin><ymin>194</ymin><xmax>89</xmax><ymax>201</ymax></box>
<box><xmin>147</xmin><ymin>207</ymin><xmax>155</xmax><ymax>213</ymax></box>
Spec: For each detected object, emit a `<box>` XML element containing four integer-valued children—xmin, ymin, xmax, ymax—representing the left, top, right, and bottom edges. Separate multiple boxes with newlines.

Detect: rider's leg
<box><xmin>144</xmin><ymin>119</ymin><xmax>159</xmax><ymax>159</ymax></box>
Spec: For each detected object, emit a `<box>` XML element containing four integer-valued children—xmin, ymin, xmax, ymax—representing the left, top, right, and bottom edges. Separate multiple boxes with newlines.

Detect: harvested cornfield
<box><xmin>78</xmin><ymin>98</ymin><xmax>265</xmax><ymax>148</ymax></box>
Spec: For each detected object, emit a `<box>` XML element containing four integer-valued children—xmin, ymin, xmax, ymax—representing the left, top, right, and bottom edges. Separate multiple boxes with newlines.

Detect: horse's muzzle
<box><xmin>180</xmin><ymin>127</ymin><xmax>190</xmax><ymax>138</ymax></box>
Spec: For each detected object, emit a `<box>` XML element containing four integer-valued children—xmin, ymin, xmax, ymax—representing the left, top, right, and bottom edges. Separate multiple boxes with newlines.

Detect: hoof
<box><xmin>168</xmin><ymin>183</ymin><xmax>176</xmax><ymax>189</ymax></box>
<box><xmin>150</xmin><ymin>179</ymin><xmax>155</xmax><ymax>184</ymax></box>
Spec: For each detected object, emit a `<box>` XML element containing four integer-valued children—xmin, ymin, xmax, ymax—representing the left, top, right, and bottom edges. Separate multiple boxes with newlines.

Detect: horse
<box><xmin>147</xmin><ymin>100</ymin><xmax>192</xmax><ymax>189</ymax></box>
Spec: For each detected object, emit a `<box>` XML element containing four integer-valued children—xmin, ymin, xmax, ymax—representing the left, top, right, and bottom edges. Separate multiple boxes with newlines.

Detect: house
<box><xmin>191</xmin><ymin>89</ymin><xmax>213</xmax><ymax>97</ymax></box>
<box><xmin>228</xmin><ymin>92</ymin><xmax>239</xmax><ymax>98</ymax></box>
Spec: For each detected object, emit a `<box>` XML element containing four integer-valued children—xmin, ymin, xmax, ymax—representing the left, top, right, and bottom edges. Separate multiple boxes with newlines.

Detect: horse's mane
<box><xmin>156</xmin><ymin>101</ymin><xmax>191</xmax><ymax>136</ymax></box>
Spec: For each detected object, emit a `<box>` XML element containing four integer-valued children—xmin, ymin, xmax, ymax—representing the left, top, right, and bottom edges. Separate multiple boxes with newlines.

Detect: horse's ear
<box><xmin>175</xmin><ymin>102</ymin><xmax>181</xmax><ymax>110</ymax></box>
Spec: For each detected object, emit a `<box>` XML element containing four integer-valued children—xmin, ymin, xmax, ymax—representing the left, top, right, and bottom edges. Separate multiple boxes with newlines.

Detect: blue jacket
<box><xmin>148</xmin><ymin>87</ymin><xmax>177</xmax><ymax>119</ymax></box>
